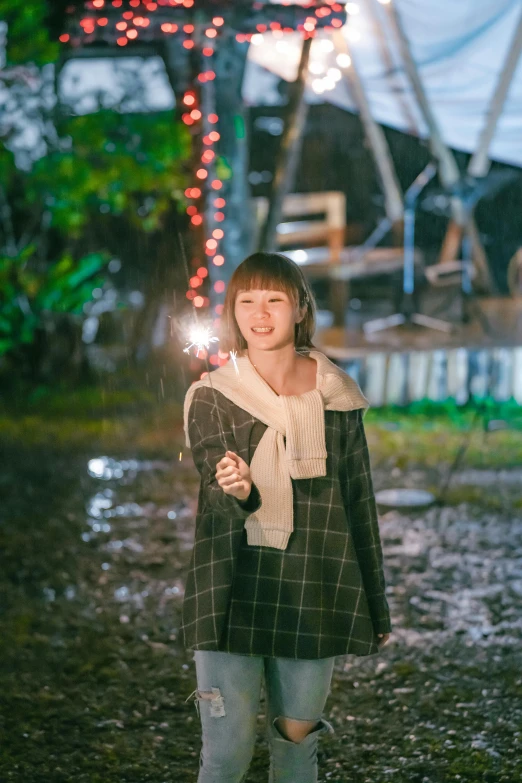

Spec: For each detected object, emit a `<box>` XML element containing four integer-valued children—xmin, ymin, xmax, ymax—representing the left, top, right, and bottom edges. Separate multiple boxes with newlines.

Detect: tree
<box><xmin>0</xmin><ymin>1</ymin><xmax>190</xmax><ymax>378</ymax></box>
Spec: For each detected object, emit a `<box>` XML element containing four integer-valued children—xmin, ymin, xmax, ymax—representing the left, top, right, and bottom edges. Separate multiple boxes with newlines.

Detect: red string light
<box><xmin>65</xmin><ymin>1</ymin><xmax>347</xmax><ymax>347</ymax></box>
<box><xmin>177</xmin><ymin>16</ymin><xmax>227</xmax><ymax>333</ymax></box>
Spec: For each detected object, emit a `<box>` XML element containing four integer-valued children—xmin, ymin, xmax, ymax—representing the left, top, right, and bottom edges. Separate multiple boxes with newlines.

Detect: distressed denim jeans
<box><xmin>186</xmin><ymin>650</ymin><xmax>336</xmax><ymax>783</ymax></box>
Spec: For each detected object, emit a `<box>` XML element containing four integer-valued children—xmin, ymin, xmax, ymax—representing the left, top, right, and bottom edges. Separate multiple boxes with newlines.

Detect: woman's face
<box><xmin>234</xmin><ymin>288</ymin><xmax>304</xmax><ymax>351</ymax></box>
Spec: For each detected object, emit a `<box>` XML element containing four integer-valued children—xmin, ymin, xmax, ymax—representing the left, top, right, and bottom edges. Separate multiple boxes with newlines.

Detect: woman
<box><xmin>182</xmin><ymin>251</ymin><xmax>392</xmax><ymax>783</ymax></box>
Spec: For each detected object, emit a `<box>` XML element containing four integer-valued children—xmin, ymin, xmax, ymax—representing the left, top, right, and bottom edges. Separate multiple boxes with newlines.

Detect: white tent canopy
<box><xmin>244</xmin><ymin>0</ymin><xmax>522</xmax><ymax>169</ymax></box>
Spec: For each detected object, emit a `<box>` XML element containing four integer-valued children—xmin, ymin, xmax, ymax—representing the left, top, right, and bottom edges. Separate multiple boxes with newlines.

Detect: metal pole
<box><xmin>468</xmin><ymin>9</ymin><xmax>522</xmax><ymax>178</ymax></box>
<box><xmin>258</xmin><ymin>35</ymin><xmax>312</xmax><ymax>252</ymax></box>
<box><xmin>403</xmin><ymin>163</ymin><xmax>437</xmax><ymax>295</ymax></box>
<box><xmin>373</xmin><ymin>0</ymin><xmax>494</xmax><ymax>291</ymax></box>
<box><xmin>381</xmin><ymin>2</ymin><xmax>460</xmax><ymax>188</ymax></box>
<box><xmin>332</xmin><ymin>28</ymin><xmax>403</xmax><ymax>226</ymax></box>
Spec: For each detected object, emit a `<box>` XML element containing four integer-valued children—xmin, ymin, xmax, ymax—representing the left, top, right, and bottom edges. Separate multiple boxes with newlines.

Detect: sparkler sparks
<box><xmin>230</xmin><ymin>350</ymin><xmax>240</xmax><ymax>377</ymax></box>
<box><xmin>183</xmin><ymin>324</ymin><xmax>219</xmax><ymax>358</ymax></box>
<box><xmin>181</xmin><ymin>321</ymin><xmax>228</xmax><ymax>452</ymax></box>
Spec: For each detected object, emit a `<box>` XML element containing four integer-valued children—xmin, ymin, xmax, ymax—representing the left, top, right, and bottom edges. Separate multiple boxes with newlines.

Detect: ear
<box><xmin>296</xmin><ymin>303</ymin><xmax>307</xmax><ymax>324</ymax></box>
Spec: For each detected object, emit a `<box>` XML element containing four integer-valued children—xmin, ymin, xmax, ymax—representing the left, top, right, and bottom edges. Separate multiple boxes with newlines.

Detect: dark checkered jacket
<box><xmin>181</xmin><ymin>385</ymin><xmax>392</xmax><ymax>659</ymax></box>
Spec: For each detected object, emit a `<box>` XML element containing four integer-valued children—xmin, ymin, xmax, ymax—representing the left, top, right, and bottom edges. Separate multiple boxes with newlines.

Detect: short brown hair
<box><xmin>219</xmin><ymin>251</ymin><xmax>317</xmax><ymax>355</ymax></box>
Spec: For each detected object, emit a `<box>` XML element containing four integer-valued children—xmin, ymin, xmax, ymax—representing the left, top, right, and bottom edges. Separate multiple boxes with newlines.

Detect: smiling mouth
<box><xmin>251</xmin><ymin>327</ymin><xmax>274</xmax><ymax>333</ymax></box>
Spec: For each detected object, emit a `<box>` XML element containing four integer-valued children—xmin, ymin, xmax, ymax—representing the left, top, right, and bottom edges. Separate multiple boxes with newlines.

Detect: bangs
<box><xmin>232</xmin><ymin>256</ymin><xmax>299</xmax><ymax>303</ymax></box>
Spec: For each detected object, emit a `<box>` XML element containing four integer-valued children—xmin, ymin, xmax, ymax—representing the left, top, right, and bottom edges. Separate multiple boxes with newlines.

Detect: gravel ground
<box><xmin>1</xmin><ymin>417</ymin><xmax>521</xmax><ymax>782</ymax></box>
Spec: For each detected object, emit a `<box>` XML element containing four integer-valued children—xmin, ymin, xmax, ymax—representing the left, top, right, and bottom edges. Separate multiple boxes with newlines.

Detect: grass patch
<box><xmin>1</xmin><ymin>382</ymin><xmax>521</xmax><ymax>467</ymax></box>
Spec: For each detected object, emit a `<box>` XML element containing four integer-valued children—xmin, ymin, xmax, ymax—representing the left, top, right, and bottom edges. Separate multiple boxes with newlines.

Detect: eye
<box><xmin>238</xmin><ymin>297</ymin><xmax>282</xmax><ymax>303</ymax></box>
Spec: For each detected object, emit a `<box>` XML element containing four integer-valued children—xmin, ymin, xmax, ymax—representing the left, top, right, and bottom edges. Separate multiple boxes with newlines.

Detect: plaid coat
<box><xmin>181</xmin><ymin>386</ymin><xmax>392</xmax><ymax>659</ymax></box>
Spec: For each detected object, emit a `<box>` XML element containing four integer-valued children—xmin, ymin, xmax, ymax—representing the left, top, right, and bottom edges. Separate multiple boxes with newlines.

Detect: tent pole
<box><xmin>468</xmin><ymin>9</ymin><xmax>522</xmax><ymax>178</ymax></box>
<box><xmin>375</xmin><ymin>0</ymin><xmax>494</xmax><ymax>292</ymax></box>
<box><xmin>332</xmin><ymin>28</ymin><xmax>403</xmax><ymax>227</ymax></box>
<box><xmin>378</xmin><ymin>1</ymin><xmax>459</xmax><ymax>187</ymax></box>
<box><xmin>258</xmin><ymin>35</ymin><xmax>312</xmax><ymax>252</ymax></box>
<box><xmin>440</xmin><ymin>10</ymin><xmax>522</xmax><ymax>271</ymax></box>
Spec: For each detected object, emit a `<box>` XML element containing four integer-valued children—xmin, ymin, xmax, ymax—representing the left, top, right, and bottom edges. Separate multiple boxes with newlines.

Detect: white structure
<box><xmin>245</xmin><ymin>0</ymin><xmax>522</xmax><ymax>169</ymax></box>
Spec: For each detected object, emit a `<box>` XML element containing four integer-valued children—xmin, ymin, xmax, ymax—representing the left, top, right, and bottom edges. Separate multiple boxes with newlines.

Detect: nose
<box><xmin>252</xmin><ymin>301</ymin><xmax>270</xmax><ymax>318</ymax></box>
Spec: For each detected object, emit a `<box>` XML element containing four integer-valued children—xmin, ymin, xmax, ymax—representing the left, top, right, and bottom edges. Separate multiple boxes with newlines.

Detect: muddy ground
<box><xmin>1</xmin><ymin>387</ymin><xmax>521</xmax><ymax>782</ymax></box>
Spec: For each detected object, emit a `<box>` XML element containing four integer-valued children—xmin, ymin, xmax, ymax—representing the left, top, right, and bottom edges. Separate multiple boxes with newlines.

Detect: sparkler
<box><xmin>181</xmin><ymin>319</ymin><xmax>229</xmax><ymax>452</ymax></box>
<box><xmin>183</xmin><ymin>324</ymin><xmax>219</xmax><ymax>358</ymax></box>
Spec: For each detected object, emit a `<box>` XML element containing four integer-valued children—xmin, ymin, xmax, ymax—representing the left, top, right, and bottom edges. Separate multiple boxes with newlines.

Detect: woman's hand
<box><xmin>216</xmin><ymin>450</ymin><xmax>252</xmax><ymax>501</ymax></box>
<box><xmin>377</xmin><ymin>632</ymin><xmax>391</xmax><ymax>648</ymax></box>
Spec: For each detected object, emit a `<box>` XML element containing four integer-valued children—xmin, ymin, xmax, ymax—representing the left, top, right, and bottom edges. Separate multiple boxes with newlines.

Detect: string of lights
<box><xmin>58</xmin><ymin>0</ymin><xmax>347</xmax><ymax>378</ymax></box>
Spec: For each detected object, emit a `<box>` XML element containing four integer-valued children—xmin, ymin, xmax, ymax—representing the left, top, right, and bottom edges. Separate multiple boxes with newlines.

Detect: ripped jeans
<box><xmin>185</xmin><ymin>650</ymin><xmax>336</xmax><ymax>783</ymax></box>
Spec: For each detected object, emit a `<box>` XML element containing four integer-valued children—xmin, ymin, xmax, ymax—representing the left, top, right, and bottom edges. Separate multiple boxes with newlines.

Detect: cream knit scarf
<box><xmin>183</xmin><ymin>349</ymin><xmax>369</xmax><ymax>551</ymax></box>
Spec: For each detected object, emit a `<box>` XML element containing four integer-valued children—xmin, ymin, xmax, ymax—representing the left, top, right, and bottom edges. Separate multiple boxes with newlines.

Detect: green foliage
<box><xmin>27</xmin><ymin>111</ymin><xmax>190</xmax><ymax>235</ymax></box>
<box><xmin>0</xmin><ymin>2</ymin><xmax>192</xmax><ymax>373</ymax></box>
<box><xmin>0</xmin><ymin>247</ymin><xmax>108</xmax><ymax>356</ymax></box>
<box><xmin>1</xmin><ymin>0</ymin><xmax>59</xmax><ymax>66</ymax></box>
